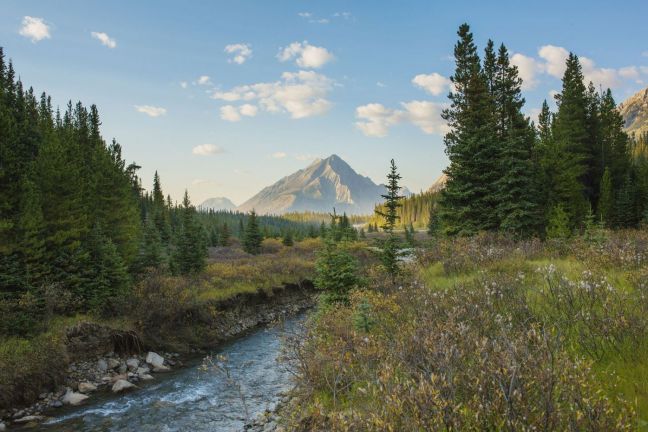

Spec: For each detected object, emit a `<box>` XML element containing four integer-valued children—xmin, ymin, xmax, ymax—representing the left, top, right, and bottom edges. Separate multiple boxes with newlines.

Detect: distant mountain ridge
<box><xmin>620</xmin><ymin>87</ymin><xmax>648</xmax><ymax>137</ymax></box>
<box><xmin>199</xmin><ymin>197</ymin><xmax>237</xmax><ymax>212</ymax></box>
<box><xmin>237</xmin><ymin>155</ymin><xmax>389</xmax><ymax>215</ymax></box>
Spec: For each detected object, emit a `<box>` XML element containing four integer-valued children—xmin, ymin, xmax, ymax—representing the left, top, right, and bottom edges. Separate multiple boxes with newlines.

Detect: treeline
<box><xmin>282</xmin><ymin>211</ymin><xmax>369</xmax><ymax>225</ymax></box>
<box><xmin>369</xmin><ymin>191</ymin><xmax>439</xmax><ymax>229</ymax></box>
<box><xmin>440</xmin><ymin>24</ymin><xmax>648</xmax><ymax>237</ymax></box>
<box><xmin>0</xmin><ymin>48</ymin><xmax>314</xmax><ymax>337</ymax></box>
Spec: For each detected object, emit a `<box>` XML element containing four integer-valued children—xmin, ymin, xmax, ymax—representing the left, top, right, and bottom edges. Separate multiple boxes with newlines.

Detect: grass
<box><xmin>285</xmin><ymin>230</ymin><xmax>648</xmax><ymax>431</ymax></box>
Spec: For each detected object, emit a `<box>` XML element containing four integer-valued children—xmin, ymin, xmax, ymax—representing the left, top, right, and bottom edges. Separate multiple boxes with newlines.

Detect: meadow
<box><xmin>283</xmin><ymin>229</ymin><xmax>648</xmax><ymax>431</ymax></box>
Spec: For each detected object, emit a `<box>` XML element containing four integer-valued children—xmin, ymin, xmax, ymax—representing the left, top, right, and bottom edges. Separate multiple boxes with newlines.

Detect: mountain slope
<box><xmin>237</xmin><ymin>155</ymin><xmax>387</xmax><ymax>215</ymax></box>
<box><xmin>620</xmin><ymin>87</ymin><xmax>648</xmax><ymax>137</ymax></box>
<box><xmin>199</xmin><ymin>197</ymin><xmax>237</xmax><ymax>212</ymax></box>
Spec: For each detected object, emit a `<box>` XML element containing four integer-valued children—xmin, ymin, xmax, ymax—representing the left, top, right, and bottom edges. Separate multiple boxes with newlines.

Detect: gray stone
<box><xmin>107</xmin><ymin>358</ymin><xmax>121</xmax><ymax>370</ymax></box>
<box><xmin>0</xmin><ymin>421</ymin><xmax>5</xmax><ymax>431</ymax></box>
<box><xmin>78</xmin><ymin>382</ymin><xmax>97</xmax><ymax>393</ymax></box>
<box><xmin>49</xmin><ymin>400</ymin><xmax>63</xmax><ymax>408</ymax></box>
<box><xmin>62</xmin><ymin>390</ymin><xmax>89</xmax><ymax>406</ymax></box>
<box><xmin>139</xmin><ymin>373</ymin><xmax>154</xmax><ymax>381</ymax></box>
<box><xmin>153</xmin><ymin>365</ymin><xmax>171</xmax><ymax>372</ymax></box>
<box><xmin>136</xmin><ymin>366</ymin><xmax>150</xmax><ymax>375</ymax></box>
<box><xmin>126</xmin><ymin>358</ymin><xmax>139</xmax><ymax>370</ymax></box>
<box><xmin>145</xmin><ymin>351</ymin><xmax>165</xmax><ymax>368</ymax></box>
<box><xmin>97</xmin><ymin>358</ymin><xmax>108</xmax><ymax>372</ymax></box>
<box><xmin>13</xmin><ymin>415</ymin><xmax>44</xmax><ymax>424</ymax></box>
<box><xmin>112</xmin><ymin>379</ymin><xmax>136</xmax><ymax>393</ymax></box>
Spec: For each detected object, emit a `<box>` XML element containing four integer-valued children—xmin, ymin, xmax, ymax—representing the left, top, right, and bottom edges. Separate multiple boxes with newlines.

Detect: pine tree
<box><xmin>427</xmin><ymin>205</ymin><xmax>442</xmax><ymax>237</ymax></box>
<box><xmin>171</xmin><ymin>190</ymin><xmax>206</xmax><ymax>275</ymax></box>
<box><xmin>135</xmin><ymin>215</ymin><xmax>165</xmax><ymax>272</ymax></box>
<box><xmin>314</xmin><ymin>236</ymin><xmax>361</xmax><ymax>305</ymax></box>
<box><xmin>243</xmin><ymin>210</ymin><xmax>263</xmax><ymax>255</ymax></box>
<box><xmin>546</xmin><ymin>205</ymin><xmax>571</xmax><ymax>240</ymax></box>
<box><xmin>551</xmin><ymin>53</ymin><xmax>590</xmax><ymax>226</ymax></box>
<box><xmin>219</xmin><ymin>222</ymin><xmax>231</xmax><ymax>246</ymax></box>
<box><xmin>440</xmin><ymin>24</ymin><xmax>499</xmax><ymax>235</ymax></box>
<box><xmin>375</xmin><ymin>159</ymin><xmax>404</xmax><ymax>282</ymax></box>
<box><xmin>282</xmin><ymin>230</ymin><xmax>294</xmax><ymax>247</ymax></box>
<box><xmin>492</xmin><ymin>44</ymin><xmax>542</xmax><ymax>237</ymax></box>
<box><xmin>598</xmin><ymin>167</ymin><xmax>613</xmax><ymax>226</ymax></box>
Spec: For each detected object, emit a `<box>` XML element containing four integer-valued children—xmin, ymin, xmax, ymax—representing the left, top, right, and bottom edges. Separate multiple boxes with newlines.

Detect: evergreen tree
<box><xmin>427</xmin><ymin>205</ymin><xmax>442</xmax><ymax>237</ymax></box>
<box><xmin>314</xmin><ymin>236</ymin><xmax>361</xmax><ymax>305</ymax></box>
<box><xmin>598</xmin><ymin>167</ymin><xmax>613</xmax><ymax>226</ymax></box>
<box><xmin>375</xmin><ymin>159</ymin><xmax>404</xmax><ymax>282</ymax></box>
<box><xmin>243</xmin><ymin>210</ymin><xmax>263</xmax><ymax>255</ymax></box>
<box><xmin>546</xmin><ymin>205</ymin><xmax>571</xmax><ymax>240</ymax></box>
<box><xmin>171</xmin><ymin>190</ymin><xmax>206</xmax><ymax>275</ymax></box>
<box><xmin>440</xmin><ymin>24</ymin><xmax>499</xmax><ymax>235</ymax></box>
<box><xmin>282</xmin><ymin>230</ymin><xmax>294</xmax><ymax>247</ymax></box>
<box><xmin>219</xmin><ymin>222</ymin><xmax>231</xmax><ymax>246</ymax></box>
<box><xmin>134</xmin><ymin>215</ymin><xmax>165</xmax><ymax>272</ymax></box>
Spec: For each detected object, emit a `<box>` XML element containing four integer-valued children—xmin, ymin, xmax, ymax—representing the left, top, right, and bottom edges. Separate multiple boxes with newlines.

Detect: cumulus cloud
<box><xmin>412</xmin><ymin>73</ymin><xmax>451</xmax><ymax>96</ymax></box>
<box><xmin>225</xmin><ymin>43</ymin><xmax>252</xmax><ymax>64</ymax></box>
<box><xmin>271</xmin><ymin>152</ymin><xmax>287</xmax><ymax>159</ymax></box>
<box><xmin>538</xmin><ymin>45</ymin><xmax>570</xmax><ymax>79</ymax></box>
<box><xmin>196</xmin><ymin>75</ymin><xmax>212</xmax><ymax>86</ymax></box>
<box><xmin>355</xmin><ymin>101</ymin><xmax>447</xmax><ymax>137</ymax></box>
<box><xmin>220</xmin><ymin>104</ymin><xmax>259</xmax><ymax>122</ymax></box>
<box><xmin>19</xmin><ymin>16</ymin><xmax>51</xmax><ymax>42</ymax></box>
<box><xmin>134</xmin><ymin>105</ymin><xmax>166</xmax><ymax>117</ymax></box>
<box><xmin>192</xmin><ymin>144</ymin><xmax>223</xmax><ymax>156</ymax></box>
<box><xmin>510</xmin><ymin>53</ymin><xmax>540</xmax><ymax>90</ymax></box>
<box><xmin>278</xmin><ymin>41</ymin><xmax>334</xmax><ymax>69</ymax></box>
<box><xmin>91</xmin><ymin>31</ymin><xmax>116</xmax><ymax>49</ymax></box>
<box><xmin>212</xmin><ymin>70</ymin><xmax>334</xmax><ymax>119</ymax></box>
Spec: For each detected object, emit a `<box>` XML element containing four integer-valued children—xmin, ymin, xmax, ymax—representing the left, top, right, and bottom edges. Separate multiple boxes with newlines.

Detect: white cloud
<box><xmin>91</xmin><ymin>31</ymin><xmax>116</xmax><ymax>49</ymax></box>
<box><xmin>212</xmin><ymin>70</ymin><xmax>334</xmax><ymax>119</ymax></box>
<box><xmin>278</xmin><ymin>41</ymin><xmax>334</xmax><ymax>69</ymax></box>
<box><xmin>239</xmin><ymin>104</ymin><xmax>258</xmax><ymax>117</ymax></box>
<box><xmin>619</xmin><ymin>66</ymin><xmax>640</xmax><ymax>80</ymax></box>
<box><xmin>19</xmin><ymin>16</ymin><xmax>51</xmax><ymax>43</ymax></box>
<box><xmin>355</xmin><ymin>101</ymin><xmax>447</xmax><ymax>137</ymax></box>
<box><xmin>333</xmin><ymin>12</ymin><xmax>353</xmax><ymax>20</ymax></box>
<box><xmin>134</xmin><ymin>105</ymin><xmax>166</xmax><ymax>117</ymax></box>
<box><xmin>180</xmin><ymin>81</ymin><xmax>188</xmax><ymax>89</ymax></box>
<box><xmin>196</xmin><ymin>75</ymin><xmax>212</xmax><ymax>86</ymax></box>
<box><xmin>271</xmin><ymin>152</ymin><xmax>287</xmax><ymax>159</ymax></box>
<box><xmin>376</xmin><ymin>81</ymin><xmax>386</xmax><ymax>88</ymax></box>
<box><xmin>220</xmin><ymin>105</ymin><xmax>242</xmax><ymax>122</ymax></box>
<box><xmin>538</xmin><ymin>45</ymin><xmax>570</xmax><ymax>79</ymax></box>
<box><xmin>192</xmin><ymin>144</ymin><xmax>223</xmax><ymax>156</ymax></box>
<box><xmin>412</xmin><ymin>73</ymin><xmax>451</xmax><ymax>96</ymax></box>
<box><xmin>225</xmin><ymin>43</ymin><xmax>252</xmax><ymax>64</ymax></box>
<box><xmin>219</xmin><ymin>104</ymin><xmax>258</xmax><ymax>122</ymax></box>
<box><xmin>510</xmin><ymin>53</ymin><xmax>540</xmax><ymax>89</ymax></box>
<box><xmin>298</xmin><ymin>12</ymin><xmax>312</xmax><ymax>18</ymax></box>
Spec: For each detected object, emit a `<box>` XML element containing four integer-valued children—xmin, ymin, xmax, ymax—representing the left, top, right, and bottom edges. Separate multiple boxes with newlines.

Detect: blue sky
<box><xmin>2</xmin><ymin>0</ymin><xmax>647</xmax><ymax>205</ymax></box>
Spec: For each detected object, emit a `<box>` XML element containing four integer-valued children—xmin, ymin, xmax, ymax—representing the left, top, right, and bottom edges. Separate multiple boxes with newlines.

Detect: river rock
<box><xmin>107</xmin><ymin>358</ymin><xmax>121</xmax><ymax>370</ymax></box>
<box><xmin>126</xmin><ymin>358</ymin><xmax>139</xmax><ymax>370</ymax></box>
<box><xmin>153</xmin><ymin>365</ymin><xmax>171</xmax><ymax>372</ymax></box>
<box><xmin>13</xmin><ymin>415</ymin><xmax>44</xmax><ymax>424</ymax></box>
<box><xmin>62</xmin><ymin>390</ymin><xmax>88</xmax><ymax>406</ymax></box>
<box><xmin>111</xmin><ymin>373</ymin><xmax>128</xmax><ymax>383</ymax></box>
<box><xmin>112</xmin><ymin>379</ymin><xmax>136</xmax><ymax>393</ymax></box>
<box><xmin>49</xmin><ymin>400</ymin><xmax>63</xmax><ymax>408</ymax></box>
<box><xmin>78</xmin><ymin>382</ymin><xmax>97</xmax><ymax>393</ymax></box>
<box><xmin>146</xmin><ymin>351</ymin><xmax>165</xmax><ymax>368</ymax></box>
<box><xmin>136</xmin><ymin>366</ymin><xmax>150</xmax><ymax>375</ymax></box>
<box><xmin>97</xmin><ymin>358</ymin><xmax>108</xmax><ymax>372</ymax></box>
<box><xmin>0</xmin><ymin>421</ymin><xmax>5</xmax><ymax>431</ymax></box>
<box><xmin>139</xmin><ymin>373</ymin><xmax>154</xmax><ymax>381</ymax></box>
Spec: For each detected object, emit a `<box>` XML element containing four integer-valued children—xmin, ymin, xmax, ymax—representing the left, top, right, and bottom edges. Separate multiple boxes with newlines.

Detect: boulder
<box><xmin>78</xmin><ymin>382</ymin><xmax>97</xmax><ymax>393</ymax></box>
<box><xmin>112</xmin><ymin>379</ymin><xmax>136</xmax><ymax>393</ymax></box>
<box><xmin>97</xmin><ymin>358</ymin><xmax>108</xmax><ymax>372</ymax></box>
<box><xmin>0</xmin><ymin>421</ymin><xmax>5</xmax><ymax>431</ymax></box>
<box><xmin>146</xmin><ymin>352</ymin><xmax>165</xmax><ymax>368</ymax></box>
<box><xmin>153</xmin><ymin>365</ymin><xmax>171</xmax><ymax>372</ymax></box>
<box><xmin>139</xmin><ymin>373</ymin><xmax>154</xmax><ymax>381</ymax></box>
<box><xmin>110</xmin><ymin>373</ymin><xmax>128</xmax><ymax>383</ymax></box>
<box><xmin>62</xmin><ymin>390</ymin><xmax>89</xmax><ymax>406</ymax></box>
<box><xmin>126</xmin><ymin>358</ymin><xmax>139</xmax><ymax>370</ymax></box>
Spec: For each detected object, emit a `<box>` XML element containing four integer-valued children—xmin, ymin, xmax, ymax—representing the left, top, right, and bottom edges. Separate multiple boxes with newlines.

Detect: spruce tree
<box><xmin>243</xmin><ymin>210</ymin><xmax>262</xmax><ymax>255</ymax></box>
<box><xmin>219</xmin><ymin>222</ymin><xmax>231</xmax><ymax>246</ymax></box>
<box><xmin>440</xmin><ymin>24</ymin><xmax>499</xmax><ymax>235</ymax></box>
<box><xmin>172</xmin><ymin>190</ymin><xmax>206</xmax><ymax>275</ymax></box>
<box><xmin>375</xmin><ymin>159</ymin><xmax>404</xmax><ymax>282</ymax></box>
<box><xmin>598</xmin><ymin>168</ymin><xmax>613</xmax><ymax>226</ymax></box>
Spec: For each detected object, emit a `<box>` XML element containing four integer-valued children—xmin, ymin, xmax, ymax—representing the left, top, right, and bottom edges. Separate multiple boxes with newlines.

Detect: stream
<box><xmin>37</xmin><ymin>315</ymin><xmax>304</xmax><ymax>432</ymax></box>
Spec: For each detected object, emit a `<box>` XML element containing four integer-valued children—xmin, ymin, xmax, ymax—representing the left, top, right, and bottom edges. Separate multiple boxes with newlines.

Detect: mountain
<box><xmin>619</xmin><ymin>87</ymin><xmax>648</xmax><ymax>137</ymax></box>
<box><xmin>237</xmin><ymin>155</ymin><xmax>388</xmax><ymax>215</ymax></box>
<box><xmin>199</xmin><ymin>197</ymin><xmax>237</xmax><ymax>212</ymax></box>
<box><xmin>428</xmin><ymin>173</ymin><xmax>447</xmax><ymax>193</ymax></box>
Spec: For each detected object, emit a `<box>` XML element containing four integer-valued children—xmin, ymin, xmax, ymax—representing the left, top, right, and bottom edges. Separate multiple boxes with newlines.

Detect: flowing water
<box><xmin>38</xmin><ymin>316</ymin><xmax>304</xmax><ymax>432</ymax></box>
